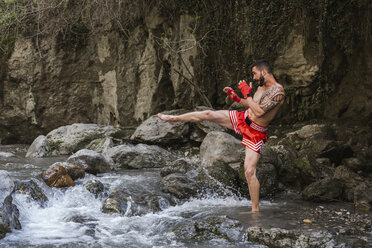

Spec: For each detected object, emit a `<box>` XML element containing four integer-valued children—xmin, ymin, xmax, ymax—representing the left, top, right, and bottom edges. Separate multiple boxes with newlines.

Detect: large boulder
<box><xmin>333</xmin><ymin>165</ymin><xmax>372</xmax><ymax>210</ymax></box>
<box><xmin>270</xmin><ymin>145</ymin><xmax>303</xmax><ymax>190</ymax></box>
<box><xmin>275</xmin><ymin>124</ymin><xmax>351</xmax><ymax>190</ymax></box>
<box><xmin>160</xmin><ymin>158</ymin><xmax>198</xmax><ymax>177</ymax></box>
<box><xmin>102</xmin><ymin>188</ymin><xmax>175</xmax><ymax>216</ymax></box>
<box><xmin>301</xmin><ymin>177</ymin><xmax>344</xmax><ymax>202</ymax></box>
<box><xmin>15</xmin><ymin>179</ymin><xmax>48</xmax><ymax>207</ymax></box>
<box><xmin>172</xmin><ymin>215</ymin><xmax>244</xmax><ymax>243</ymax></box>
<box><xmin>85</xmin><ymin>137</ymin><xmax>115</xmax><ymax>153</ymax></box>
<box><xmin>160</xmin><ymin>173</ymin><xmax>199</xmax><ymax>199</ymax></box>
<box><xmin>46</xmin><ymin>123</ymin><xmax>123</xmax><ymax>155</ymax></box>
<box><xmin>281</xmin><ymin>124</ymin><xmax>353</xmax><ymax>166</ymax></box>
<box><xmin>105</xmin><ymin>143</ymin><xmax>177</xmax><ymax>169</ymax></box>
<box><xmin>245</xmin><ymin>227</ymin><xmax>338</xmax><ymax>248</ymax></box>
<box><xmin>333</xmin><ymin>166</ymin><xmax>363</xmax><ymax>201</ymax></box>
<box><xmin>285</xmin><ymin>124</ymin><xmax>336</xmax><ymax>140</ymax></box>
<box><xmin>25</xmin><ymin>135</ymin><xmax>51</xmax><ymax>158</ymax></box>
<box><xmin>196</xmin><ymin>162</ymin><xmax>240</xmax><ymax>196</ymax></box>
<box><xmin>160</xmin><ymin>161</ymin><xmax>242</xmax><ymax>199</ymax></box>
<box><xmin>200</xmin><ymin>131</ymin><xmax>243</xmax><ymax>169</ymax></box>
<box><xmin>67</xmin><ymin>149</ymin><xmax>114</xmax><ymax>175</ymax></box>
<box><xmin>131</xmin><ymin>110</ymin><xmax>190</xmax><ymax>145</ymax></box>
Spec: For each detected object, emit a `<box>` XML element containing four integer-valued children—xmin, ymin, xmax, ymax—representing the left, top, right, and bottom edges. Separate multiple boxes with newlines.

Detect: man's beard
<box><xmin>258</xmin><ymin>74</ymin><xmax>265</xmax><ymax>86</ymax></box>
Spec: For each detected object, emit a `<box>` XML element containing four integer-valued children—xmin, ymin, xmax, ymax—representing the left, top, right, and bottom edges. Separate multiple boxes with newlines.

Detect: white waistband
<box><xmin>245</xmin><ymin>110</ymin><xmax>268</xmax><ymax>132</ymax></box>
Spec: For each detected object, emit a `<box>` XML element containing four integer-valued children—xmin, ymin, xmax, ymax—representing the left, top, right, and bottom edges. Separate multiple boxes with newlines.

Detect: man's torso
<box><xmin>248</xmin><ymin>84</ymin><xmax>285</xmax><ymax>127</ymax></box>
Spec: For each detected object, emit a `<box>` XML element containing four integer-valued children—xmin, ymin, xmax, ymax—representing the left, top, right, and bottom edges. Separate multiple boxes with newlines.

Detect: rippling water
<box><xmin>1</xmin><ymin>145</ymin><xmax>369</xmax><ymax>247</ymax></box>
<box><xmin>0</xmin><ymin>145</ymin><xmax>268</xmax><ymax>247</ymax></box>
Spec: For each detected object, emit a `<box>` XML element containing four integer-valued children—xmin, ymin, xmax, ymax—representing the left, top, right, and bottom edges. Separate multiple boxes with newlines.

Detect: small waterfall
<box><xmin>1</xmin><ymin>167</ymin><xmax>270</xmax><ymax>248</ymax></box>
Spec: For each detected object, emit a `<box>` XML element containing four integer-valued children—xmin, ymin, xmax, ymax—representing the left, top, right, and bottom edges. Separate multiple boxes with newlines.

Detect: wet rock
<box><xmin>67</xmin><ymin>149</ymin><xmax>114</xmax><ymax>175</ymax></box>
<box><xmin>84</xmin><ymin>179</ymin><xmax>104</xmax><ymax>196</ymax></box>
<box><xmin>102</xmin><ymin>196</ymin><xmax>124</xmax><ymax>215</ymax></box>
<box><xmin>196</xmin><ymin>162</ymin><xmax>240</xmax><ymax>196</ymax></box>
<box><xmin>260</xmin><ymin>144</ymin><xmax>282</xmax><ymax>166</ymax></box>
<box><xmin>105</xmin><ymin>143</ymin><xmax>176</xmax><ymax>169</ymax></box>
<box><xmin>172</xmin><ymin>215</ymin><xmax>244</xmax><ymax>242</ymax></box>
<box><xmin>146</xmin><ymin>196</ymin><xmax>174</xmax><ymax>212</ymax></box>
<box><xmin>0</xmin><ymin>170</ymin><xmax>15</xmax><ymax>203</ymax></box>
<box><xmin>301</xmin><ymin>178</ymin><xmax>344</xmax><ymax>202</ymax></box>
<box><xmin>41</xmin><ymin>164</ymin><xmax>75</xmax><ymax>188</ymax></box>
<box><xmin>271</xmin><ymin>145</ymin><xmax>304</xmax><ymax>190</ymax></box>
<box><xmin>245</xmin><ymin>227</ymin><xmax>338</xmax><ymax>248</ymax></box>
<box><xmin>0</xmin><ymin>152</ymin><xmax>15</xmax><ymax>158</ymax></box>
<box><xmin>46</xmin><ymin>123</ymin><xmax>122</xmax><ymax>155</ymax></box>
<box><xmin>293</xmin><ymin>155</ymin><xmax>332</xmax><ymax>184</ymax></box>
<box><xmin>102</xmin><ymin>189</ymin><xmax>175</xmax><ymax>216</ymax></box>
<box><xmin>64</xmin><ymin>163</ymin><xmax>85</xmax><ymax>180</ymax></box>
<box><xmin>25</xmin><ymin>135</ymin><xmax>51</xmax><ymax>158</ymax></box>
<box><xmin>1</xmin><ymin>192</ymin><xmax>21</xmax><ymax>230</ymax></box>
<box><xmin>160</xmin><ymin>173</ymin><xmax>199</xmax><ymax>199</ymax></box>
<box><xmin>200</xmin><ymin>131</ymin><xmax>243</xmax><ymax>169</ymax></box>
<box><xmin>15</xmin><ymin>179</ymin><xmax>48</xmax><ymax>206</ymax></box>
<box><xmin>64</xmin><ymin>214</ymin><xmax>97</xmax><ymax>223</ymax></box>
<box><xmin>258</xmin><ymin>163</ymin><xmax>279</xmax><ymax>196</ymax></box>
<box><xmin>130</xmin><ymin>110</ymin><xmax>190</xmax><ymax>145</ymax></box>
<box><xmin>85</xmin><ymin>137</ymin><xmax>115</xmax><ymax>153</ymax></box>
<box><xmin>0</xmin><ymin>210</ymin><xmax>11</xmax><ymax>239</ymax></box>
<box><xmin>160</xmin><ymin>158</ymin><xmax>198</xmax><ymax>177</ymax></box>
<box><xmin>0</xmin><ymin>185</ymin><xmax>19</xmax><ymax>239</ymax></box>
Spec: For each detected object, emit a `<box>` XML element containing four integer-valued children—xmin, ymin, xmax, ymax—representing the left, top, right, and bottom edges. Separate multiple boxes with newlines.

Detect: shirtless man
<box><xmin>158</xmin><ymin>60</ymin><xmax>285</xmax><ymax>212</ymax></box>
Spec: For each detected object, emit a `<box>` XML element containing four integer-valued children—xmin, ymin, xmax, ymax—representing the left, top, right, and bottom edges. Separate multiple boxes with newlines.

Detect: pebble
<box><xmin>303</xmin><ymin>219</ymin><xmax>313</xmax><ymax>224</ymax></box>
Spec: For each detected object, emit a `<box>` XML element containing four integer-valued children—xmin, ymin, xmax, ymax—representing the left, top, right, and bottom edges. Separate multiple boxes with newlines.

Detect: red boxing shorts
<box><xmin>229</xmin><ymin>110</ymin><xmax>268</xmax><ymax>153</ymax></box>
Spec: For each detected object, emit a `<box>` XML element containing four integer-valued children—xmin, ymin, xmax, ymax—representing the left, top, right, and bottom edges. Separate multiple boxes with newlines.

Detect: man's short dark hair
<box><xmin>250</xmin><ymin>60</ymin><xmax>273</xmax><ymax>74</ymax></box>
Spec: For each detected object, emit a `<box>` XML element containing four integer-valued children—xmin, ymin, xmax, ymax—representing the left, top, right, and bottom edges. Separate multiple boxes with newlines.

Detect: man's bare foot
<box><xmin>157</xmin><ymin>113</ymin><xmax>176</xmax><ymax>124</ymax></box>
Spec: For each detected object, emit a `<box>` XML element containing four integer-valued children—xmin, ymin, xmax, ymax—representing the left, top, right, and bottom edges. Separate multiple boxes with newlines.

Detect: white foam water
<box><xmin>1</xmin><ymin>172</ymin><xmax>270</xmax><ymax>248</ymax></box>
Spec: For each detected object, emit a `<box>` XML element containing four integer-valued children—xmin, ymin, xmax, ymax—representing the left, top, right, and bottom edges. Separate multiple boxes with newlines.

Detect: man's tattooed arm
<box><xmin>259</xmin><ymin>86</ymin><xmax>285</xmax><ymax>113</ymax></box>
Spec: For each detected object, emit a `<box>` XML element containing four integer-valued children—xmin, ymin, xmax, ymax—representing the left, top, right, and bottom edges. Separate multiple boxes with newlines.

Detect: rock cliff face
<box><xmin>0</xmin><ymin>0</ymin><xmax>370</xmax><ymax>144</ymax></box>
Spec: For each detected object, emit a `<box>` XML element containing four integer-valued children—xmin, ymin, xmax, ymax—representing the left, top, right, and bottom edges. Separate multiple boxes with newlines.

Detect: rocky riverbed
<box><xmin>0</xmin><ymin>113</ymin><xmax>371</xmax><ymax>247</ymax></box>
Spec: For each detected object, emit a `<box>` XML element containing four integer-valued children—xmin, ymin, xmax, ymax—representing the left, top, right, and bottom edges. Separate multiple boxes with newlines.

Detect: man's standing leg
<box><xmin>244</xmin><ymin>147</ymin><xmax>261</xmax><ymax>212</ymax></box>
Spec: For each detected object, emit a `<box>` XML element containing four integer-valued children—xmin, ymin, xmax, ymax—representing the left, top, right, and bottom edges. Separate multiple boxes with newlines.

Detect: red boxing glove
<box><xmin>238</xmin><ymin>80</ymin><xmax>252</xmax><ymax>98</ymax></box>
<box><xmin>226</xmin><ymin>89</ymin><xmax>241</xmax><ymax>103</ymax></box>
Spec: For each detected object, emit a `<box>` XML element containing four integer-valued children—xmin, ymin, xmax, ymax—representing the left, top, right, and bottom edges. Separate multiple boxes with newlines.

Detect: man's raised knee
<box><xmin>201</xmin><ymin>110</ymin><xmax>215</xmax><ymax>120</ymax></box>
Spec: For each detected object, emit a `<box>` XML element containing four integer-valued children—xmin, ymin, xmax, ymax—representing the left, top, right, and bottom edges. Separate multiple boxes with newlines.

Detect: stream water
<box><xmin>0</xmin><ymin>145</ymin><xmax>371</xmax><ymax>248</ymax></box>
